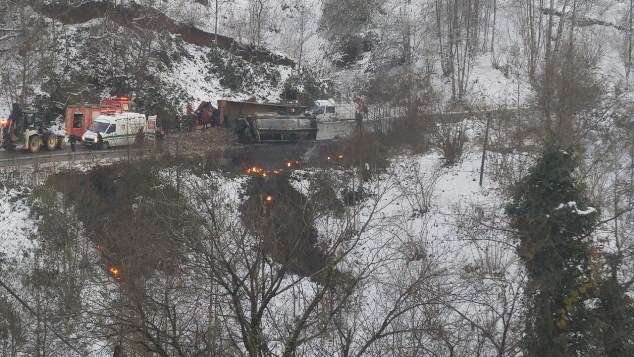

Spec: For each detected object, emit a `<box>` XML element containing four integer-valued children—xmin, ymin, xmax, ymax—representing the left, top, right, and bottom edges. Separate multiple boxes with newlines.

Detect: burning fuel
<box><xmin>109</xmin><ymin>267</ymin><xmax>122</xmax><ymax>280</ymax></box>
<box><xmin>326</xmin><ymin>154</ymin><xmax>345</xmax><ymax>162</ymax></box>
<box><xmin>244</xmin><ymin>160</ymin><xmax>303</xmax><ymax>177</ymax></box>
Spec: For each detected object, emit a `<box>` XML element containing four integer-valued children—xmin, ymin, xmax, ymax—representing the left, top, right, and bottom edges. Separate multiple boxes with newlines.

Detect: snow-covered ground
<box><xmin>0</xmin><ymin>131</ymin><xmax>521</xmax><ymax>355</ymax></box>
<box><xmin>0</xmin><ymin>186</ymin><xmax>35</xmax><ymax>269</ymax></box>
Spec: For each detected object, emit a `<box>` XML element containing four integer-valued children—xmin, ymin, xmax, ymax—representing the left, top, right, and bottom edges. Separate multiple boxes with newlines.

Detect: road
<box><xmin>0</xmin><ymin>121</ymin><xmax>360</xmax><ymax>167</ymax></box>
<box><xmin>316</xmin><ymin>120</ymin><xmax>357</xmax><ymax>140</ymax></box>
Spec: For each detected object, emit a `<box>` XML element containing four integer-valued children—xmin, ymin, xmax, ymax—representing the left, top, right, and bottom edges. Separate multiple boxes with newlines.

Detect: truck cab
<box><xmin>308</xmin><ymin>100</ymin><xmax>355</xmax><ymax>122</ymax></box>
<box><xmin>100</xmin><ymin>96</ymin><xmax>138</xmax><ymax>112</ymax></box>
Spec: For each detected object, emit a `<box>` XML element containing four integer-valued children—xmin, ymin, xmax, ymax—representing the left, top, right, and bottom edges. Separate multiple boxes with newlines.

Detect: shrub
<box><xmin>434</xmin><ymin>123</ymin><xmax>467</xmax><ymax>166</ymax></box>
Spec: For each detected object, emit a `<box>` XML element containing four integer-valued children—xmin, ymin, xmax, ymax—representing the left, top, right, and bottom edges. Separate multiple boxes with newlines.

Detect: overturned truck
<box><xmin>222</xmin><ymin>100</ymin><xmax>317</xmax><ymax>143</ymax></box>
<box><xmin>236</xmin><ymin>113</ymin><xmax>317</xmax><ymax>143</ymax></box>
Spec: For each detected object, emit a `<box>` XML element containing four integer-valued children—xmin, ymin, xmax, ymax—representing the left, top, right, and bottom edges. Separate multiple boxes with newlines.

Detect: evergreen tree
<box><xmin>507</xmin><ymin>146</ymin><xmax>599</xmax><ymax>356</ymax></box>
<box><xmin>596</xmin><ymin>255</ymin><xmax>634</xmax><ymax>357</ymax></box>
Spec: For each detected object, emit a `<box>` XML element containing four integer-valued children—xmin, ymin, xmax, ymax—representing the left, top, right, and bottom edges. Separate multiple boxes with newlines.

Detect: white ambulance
<box><xmin>82</xmin><ymin>112</ymin><xmax>150</xmax><ymax>149</ymax></box>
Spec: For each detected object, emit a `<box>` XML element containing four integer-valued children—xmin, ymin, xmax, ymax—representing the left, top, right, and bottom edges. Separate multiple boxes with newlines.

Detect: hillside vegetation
<box><xmin>2</xmin><ymin>1</ymin><xmax>634</xmax><ymax>357</ymax></box>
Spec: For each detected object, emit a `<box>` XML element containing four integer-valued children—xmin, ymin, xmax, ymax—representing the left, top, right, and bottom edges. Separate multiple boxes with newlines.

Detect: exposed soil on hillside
<box><xmin>36</xmin><ymin>1</ymin><xmax>294</xmax><ymax>67</ymax></box>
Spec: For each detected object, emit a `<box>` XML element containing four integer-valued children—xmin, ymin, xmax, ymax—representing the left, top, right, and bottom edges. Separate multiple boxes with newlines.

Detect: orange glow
<box><xmin>265</xmin><ymin>195</ymin><xmax>273</xmax><ymax>202</ymax></box>
<box><xmin>246</xmin><ymin>166</ymin><xmax>263</xmax><ymax>174</ymax></box>
<box><xmin>273</xmin><ymin>170</ymin><xmax>280</xmax><ymax>174</ymax></box>
<box><xmin>337</xmin><ymin>154</ymin><xmax>344</xmax><ymax>159</ymax></box>
<box><xmin>327</xmin><ymin>156</ymin><xmax>332</xmax><ymax>161</ymax></box>
<box><xmin>109</xmin><ymin>267</ymin><xmax>121</xmax><ymax>280</ymax></box>
<box><xmin>262</xmin><ymin>172</ymin><xmax>267</xmax><ymax>177</ymax></box>
<box><xmin>286</xmin><ymin>162</ymin><xmax>292</xmax><ymax>167</ymax></box>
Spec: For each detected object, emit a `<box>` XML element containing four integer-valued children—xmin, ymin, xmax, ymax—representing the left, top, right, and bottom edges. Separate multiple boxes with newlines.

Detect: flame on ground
<box><xmin>109</xmin><ymin>267</ymin><xmax>121</xmax><ymax>280</ymax></box>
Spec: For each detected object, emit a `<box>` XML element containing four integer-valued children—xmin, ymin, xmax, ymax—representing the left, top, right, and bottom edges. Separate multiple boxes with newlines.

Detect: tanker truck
<box><xmin>235</xmin><ymin>112</ymin><xmax>317</xmax><ymax>143</ymax></box>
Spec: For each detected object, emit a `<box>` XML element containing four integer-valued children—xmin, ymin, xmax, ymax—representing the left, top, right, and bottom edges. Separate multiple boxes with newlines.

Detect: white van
<box><xmin>82</xmin><ymin>112</ymin><xmax>148</xmax><ymax>149</ymax></box>
<box><xmin>308</xmin><ymin>100</ymin><xmax>356</xmax><ymax>122</ymax></box>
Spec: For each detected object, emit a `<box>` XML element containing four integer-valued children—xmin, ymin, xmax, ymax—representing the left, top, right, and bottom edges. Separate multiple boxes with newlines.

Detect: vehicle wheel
<box><xmin>103</xmin><ymin>142</ymin><xmax>110</xmax><ymax>150</ymax></box>
<box><xmin>58</xmin><ymin>137</ymin><xmax>67</xmax><ymax>150</ymax></box>
<box><xmin>29</xmin><ymin>136</ymin><xmax>41</xmax><ymax>153</ymax></box>
<box><xmin>45</xmin><ymin>134</ymin><xmax>57</xmax><ymax>151</ymax></box>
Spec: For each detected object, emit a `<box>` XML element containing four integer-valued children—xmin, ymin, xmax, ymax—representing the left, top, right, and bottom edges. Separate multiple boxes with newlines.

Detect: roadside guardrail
<box><xmin>0</xmin><ymin>148</ymin><xmax>150</xmax><ymax>167</ymax></box>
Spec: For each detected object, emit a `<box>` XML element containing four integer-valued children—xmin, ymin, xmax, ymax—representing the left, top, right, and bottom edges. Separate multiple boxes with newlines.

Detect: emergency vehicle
<box><xmin>65</xmin><ymin>96</ymin><xmax>138</xmax><ymax>139</ymax></box>
<box><xmin>82</xmin><ymin>112</ymin><xmax>152</xmax><ymax>149</ymax></box>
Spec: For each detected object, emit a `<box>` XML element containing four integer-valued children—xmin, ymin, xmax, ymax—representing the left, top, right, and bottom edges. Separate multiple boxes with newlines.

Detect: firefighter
<box><xmin>135</xmin><ymin>127</ymin><xmax>145</xmax><ymax>147</ymax></box>
<box><xmin>156</xmin><ymin>126</ymin><xmax>165</xmax><ymax>153</ymax></box>
<box><xmin>235</xmin><ymin>116</ymin><xmax>254</xmax><ymax>143</ymax></box>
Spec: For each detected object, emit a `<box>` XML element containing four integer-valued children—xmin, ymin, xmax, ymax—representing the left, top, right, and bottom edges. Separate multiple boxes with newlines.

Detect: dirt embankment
<box><xmin>37</xmin><ymin>1</ymin><xmax>295</xmax><ymax>67</ymax></box>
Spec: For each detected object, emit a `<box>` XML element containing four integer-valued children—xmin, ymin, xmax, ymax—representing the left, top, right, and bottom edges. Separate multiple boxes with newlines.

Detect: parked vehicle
<box><xmin>0</xmin><ymin>104</ymin><xmax>66</xmax><ymax>153</ymax></box>
<box><xmin>82</xmin><ymin>112</ymin><xmax>152</xmax><ymax>149</ymax></box>
<box><xmin>65</xmin><ymin>96</ymin><xmax>138</xmax><ymax>139</ymax></box>
<box><xmin>307</xmin><ymin>100</ymin><xmax>355</xmax><ymax>122</ymax></box>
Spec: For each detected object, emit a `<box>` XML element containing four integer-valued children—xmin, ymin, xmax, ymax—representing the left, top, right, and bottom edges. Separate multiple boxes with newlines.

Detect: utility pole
<box><xmin>215</xmin><ymin>0</ymin><xmax>219</xmax><ymax>45</ymax></box>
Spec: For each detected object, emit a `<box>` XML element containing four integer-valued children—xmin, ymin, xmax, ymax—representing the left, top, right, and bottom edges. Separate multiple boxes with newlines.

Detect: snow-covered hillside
<box><xmin>0</xmin><ymin>135</ymin><xmax>523</xmax><ymax>356</ymax></box>
<box><xmin>1</xmin><ymin>0</ymin><xmax>633</xmax><ymax>117</ymax></box>
<box><xmin>2</xmin><ymin>0</ymin><xmax>634</xmax><ymax>355</ymax></box>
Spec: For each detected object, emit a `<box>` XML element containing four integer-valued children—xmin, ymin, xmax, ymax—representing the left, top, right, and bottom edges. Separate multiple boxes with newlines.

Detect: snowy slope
<box><xmin>0</xmin><ymin>186</ymin><xmax>35</xmax><ymax>270</ymax></box>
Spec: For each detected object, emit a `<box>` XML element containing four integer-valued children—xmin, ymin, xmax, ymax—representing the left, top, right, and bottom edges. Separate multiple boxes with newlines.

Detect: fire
<box><xmin>246</xmin><ymin>166</ymin><xmax>263</xmax><ymax>174</ymax></box>
<box><xmin>109</xmin><ymin>267</ymin><xmax>121</xmax><ymax>280</ymax></box>
<box><xmin>337</xmin><ymin>154</ymin><xmax>344</xmax><ymax>159</ymax></box>
<box><xmin>327</xmin><ymin>156</ymin><xmax>332</xmax><ymax>161</ymax></box>
<box><xmin>245</xmin><ymin>160</ymin><xmax>300</xmax><ymax>177</ymax></box>
<box><xmin>265</xmin><ymin>195</ymin><xmax>274</xmax><ymax>202</ymax></box>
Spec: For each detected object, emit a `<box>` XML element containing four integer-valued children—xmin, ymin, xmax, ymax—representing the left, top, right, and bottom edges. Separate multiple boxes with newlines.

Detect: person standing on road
<box><xmin>354</xmin><ymin>98</ymin><xmax>366</xmax><ymax>133</ymax></box>
<box><xmin>96</xmin><ymin>132</ymin><xmax>103</xmax><ymax>150</ymax></box>
<box><xmin>135</xmin><ymin>127</ymin><xmax>145</xmax><ymax>147</ymax></box>
<box><xmin>69</xmin><ymin>134</ymin><xmax>77</xmax><ymax>152</ymax></box>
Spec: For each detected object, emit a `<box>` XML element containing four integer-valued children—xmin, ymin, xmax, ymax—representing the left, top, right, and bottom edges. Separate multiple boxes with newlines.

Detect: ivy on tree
<box><xmin>507</xmin><ymin>146</ymin><xmax>599</xmax><ymax>356</ymax></box>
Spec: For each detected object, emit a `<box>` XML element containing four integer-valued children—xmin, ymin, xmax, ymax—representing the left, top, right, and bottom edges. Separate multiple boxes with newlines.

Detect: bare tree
<box><xmin>247</xmin><ymin>0</ymin><xmax>270</xmax><ymax>47</ymax></box>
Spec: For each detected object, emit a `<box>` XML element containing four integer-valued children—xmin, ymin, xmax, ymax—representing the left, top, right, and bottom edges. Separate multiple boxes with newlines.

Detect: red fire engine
<box><xmin>65</xmin><ymin>96</ymin><xmax>138</xmax><ymax>139</ymax></box>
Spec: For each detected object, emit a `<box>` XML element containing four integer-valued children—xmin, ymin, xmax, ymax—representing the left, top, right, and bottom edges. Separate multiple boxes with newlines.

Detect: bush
<box><xmin>333</xmin><ymin>33</ymin><xmax>377</xmax><ymax>68</ymax></box>
<box><xmin>280</xmin><ymin>72</ymin><xmax>333</xmax><ymax>106</ymax></box>
<box><xmin>434</xmin><ymin>123</ymin><xmax>467</xmax><ymax>166</ymax></box>
<box><xmin>207</xmin><ymin>48</ymin><xmax>281</xmax><ymax>94</ymax></box>
<box><xmin>337</xmin><ymin>131</ymin><xmax>390</xmax><ymax>181</ymax></box>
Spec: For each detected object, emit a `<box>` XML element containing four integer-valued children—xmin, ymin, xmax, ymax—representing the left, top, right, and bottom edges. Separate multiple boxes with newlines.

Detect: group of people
<box><xmin>185</xmin><ymin>101</ymin><xmax>220</xmax><ymax>131</ymax></box>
